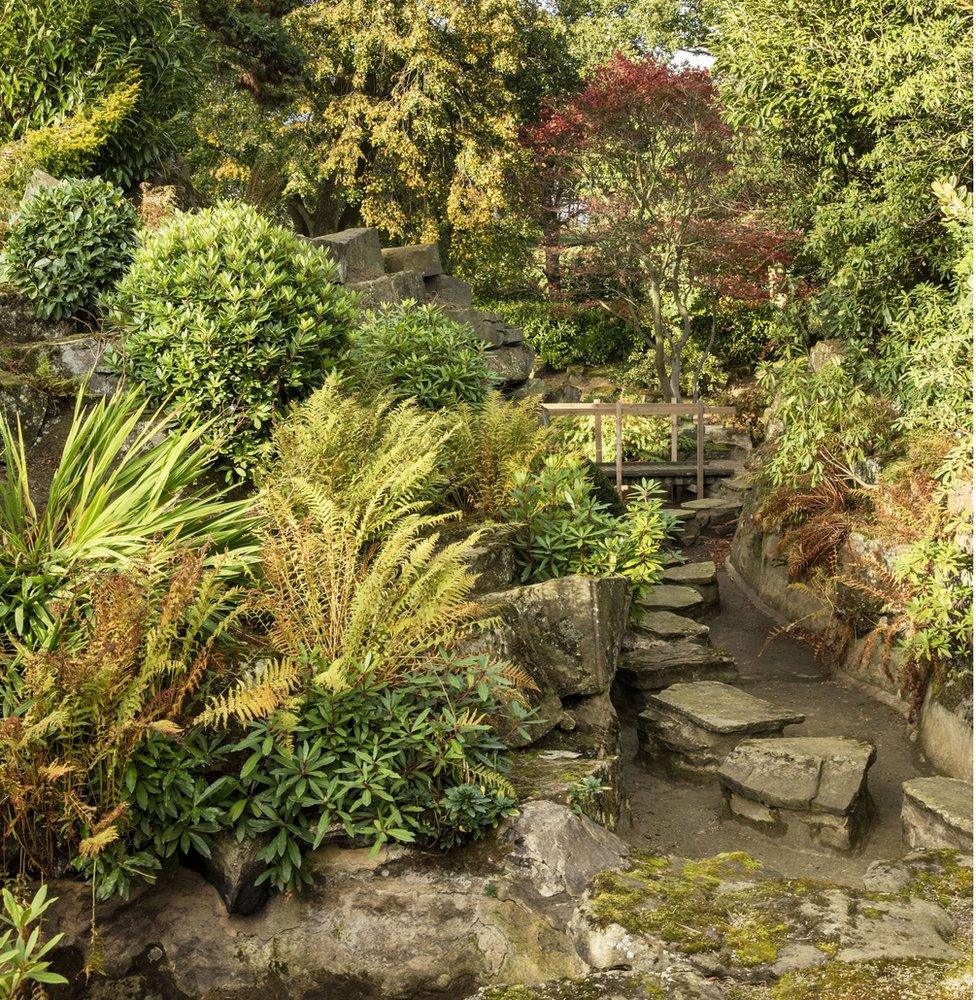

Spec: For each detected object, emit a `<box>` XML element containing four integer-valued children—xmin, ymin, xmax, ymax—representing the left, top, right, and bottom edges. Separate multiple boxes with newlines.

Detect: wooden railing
<box><xmin>541</xmin><ymin>399</ymin><xmax>736</xmax><ymax>499</ymax></box>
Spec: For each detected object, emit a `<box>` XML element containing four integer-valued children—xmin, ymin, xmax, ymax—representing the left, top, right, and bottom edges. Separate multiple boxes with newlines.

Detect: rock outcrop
<box><xmin>47</xmin><ymin>802</ymin><xmax>628</xmax><ymax>999</ymax></box>
<box><xmin>471</xmin><ymin>574</ymin><xmax>631</xmax><ymax>750</ymax></box>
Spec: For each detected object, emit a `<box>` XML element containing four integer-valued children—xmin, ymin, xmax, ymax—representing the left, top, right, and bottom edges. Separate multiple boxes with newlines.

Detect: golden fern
<box><xmin>1</xmin><ymin>549</ymin><xmax>245</xmax><ymax>879</ymax></box>
<box><xmin>195</xmin><ymin>658</ymin><xmax>303</xmax><ymax>728</ymax></box>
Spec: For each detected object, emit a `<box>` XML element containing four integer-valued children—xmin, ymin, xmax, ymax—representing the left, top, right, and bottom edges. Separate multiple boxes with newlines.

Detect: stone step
<box><xmin>617</xmin><ymin>642</ymin><xmax>738</xmax><ymax>708</ymax></box>
<box><xmin>510</xmin><ymin>749</ymin><xmax>623</xmax><ymax>830</ymax></box>
<box><xmin>717</xmin><ymin>736</ymin><xmax>877</xmax><ymax>852</ymax></box>
<box><xmin>901</xmin><ymin>776</ymin><xmax>973</xmax><ymax>852</ymax></box>
<box><xmin>637</xmin><ymin>681</ymin><xmax>805</xmax><ymax>777</ymax></box>
<box><xmin>627</xmin><ymin>609</ymin><xmax>710</xmax><ymax>645</ymax></box>
<box><xmin>661</xmin><ymin>560</ymin><xmax>719</xmax><ymax>609</ymax></box>
<box><xmin>634</xmin><ymin>584</ymin><xmax>705</xmax><ymax>619</ymax></box>
<box><xmin>679</xmin><ymin>496</ymin><xmax>743</xmax><ymax>540</ymax></box>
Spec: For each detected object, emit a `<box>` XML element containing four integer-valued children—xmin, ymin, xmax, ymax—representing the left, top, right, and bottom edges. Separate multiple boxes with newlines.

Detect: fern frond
<box><xmin>195</xmin><ymin>658</ymin><xmax>303</xmax><ymax>728</ymax></box>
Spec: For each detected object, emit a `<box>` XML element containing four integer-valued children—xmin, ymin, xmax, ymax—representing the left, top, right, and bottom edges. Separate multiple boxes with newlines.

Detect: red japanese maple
<box><xmin>524</xmin><ymin>55</ymin><xmax>794</xmax><ymax>400</ymax></box>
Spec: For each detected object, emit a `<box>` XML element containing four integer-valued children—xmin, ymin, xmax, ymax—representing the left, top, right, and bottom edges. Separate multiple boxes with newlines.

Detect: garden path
<box><xmin>617</xmin><ymin>543</ymin><xmax>931</xmax><ymax>887</ymax></box>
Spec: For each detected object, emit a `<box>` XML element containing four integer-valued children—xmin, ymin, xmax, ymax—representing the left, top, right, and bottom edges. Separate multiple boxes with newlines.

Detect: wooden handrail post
<box><xmin>615</xmin><ymin>399</ymin><xmax>624</xmax><ymax>497</ymax></box>
<box><xmin>696</xmin><ymin>401</ymin><xmax>705</xmax><ymax>500</ymax></box>
<box><xmin>670</xmin><ymin>395</ymin><xmax>679</xmax><ymax>463</ymax></box>
<box><xmin>593</xmin><ymin>398</ymin><xmax>603</xmax><ymax>465</ymax></box>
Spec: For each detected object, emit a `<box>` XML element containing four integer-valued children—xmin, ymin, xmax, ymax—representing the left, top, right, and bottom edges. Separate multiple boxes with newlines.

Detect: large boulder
<box><xmin>573</xmin><ymin>850</ymin><xmax>966</xmax><ymax>988</ymax></box>
<box><xmin>477</xmin><ymin>575</ymin><xmax>631</xmax><ymax>700</ymax></box>
<box><xmin>486</xmin><ymin>344</ymin><xmax>535</xmax><ymax>385</ymax></box>
<box><xmin>47</xmin><ymin>803</ymin><xmax>628</xmax><ymax>999</ymax></box>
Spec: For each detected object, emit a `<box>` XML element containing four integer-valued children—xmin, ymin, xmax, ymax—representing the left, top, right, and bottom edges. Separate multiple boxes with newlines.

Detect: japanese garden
<box><xmin>0</xmin><ymin>1</ymin><xmax>971</xmax><ymax>997</ymax></box>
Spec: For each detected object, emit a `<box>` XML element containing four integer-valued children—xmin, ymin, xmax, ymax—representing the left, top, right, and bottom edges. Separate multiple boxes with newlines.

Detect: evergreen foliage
<box><xmin>1</xmin><ymin>176</ymin><xmax>138</xmax><ymax>319</ymax></box>
<box><xmin>110</xmin><ymin>202</ymin><xmax>358</xmax><ymax>480</ymax></box>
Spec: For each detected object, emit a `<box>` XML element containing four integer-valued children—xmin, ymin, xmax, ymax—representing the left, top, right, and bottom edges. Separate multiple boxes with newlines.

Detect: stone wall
<box><xmin>729</xmin><ymin>488</ymin><xmax>973</xmax><ymax>781</ymax></box>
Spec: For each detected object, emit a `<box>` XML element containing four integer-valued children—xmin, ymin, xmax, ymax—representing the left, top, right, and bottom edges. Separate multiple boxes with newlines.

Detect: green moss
<box><xmin>904</xmin><ymin>851</ymin><xmax>973</xmax><ymax>910</ymax></box>
<box><xmin>772</xmin><ymin>957</ymin><xmax>973</xmax><ymax>1000</ymax></box>
<box><xmin>484</xmin><ymin>989</ymin><xmax>536</xmax><ymax>1000</ymax></box>
<box><xmin>589</xmin><ymin>852</ymin><xmax>794</xmax><ymax>967</ymax></box>
<box><xmin>860</xmin><ymin>906</ymin><xmax>884</xmax><ymax>920</ymax></box>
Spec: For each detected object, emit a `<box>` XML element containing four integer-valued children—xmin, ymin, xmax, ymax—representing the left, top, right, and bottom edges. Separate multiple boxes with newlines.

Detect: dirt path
<box><xmin>616</xmin><ymin>552</ymin><xmax>930</xmax><ymax>887</ymax></box>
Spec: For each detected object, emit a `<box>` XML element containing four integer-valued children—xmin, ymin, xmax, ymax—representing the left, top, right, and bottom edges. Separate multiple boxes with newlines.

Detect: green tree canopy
<box><xmin>708</xmin><ymin>0</ymin><xmax>972</xmax><ymax>342</ymax></box>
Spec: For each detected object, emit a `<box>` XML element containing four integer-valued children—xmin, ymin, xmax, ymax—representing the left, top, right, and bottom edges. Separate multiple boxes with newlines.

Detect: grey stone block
<box><xmin>312</xmin><ymin>227</ymin><xmax>384</xmax><ymax>283</ymax></box>
<box><xmin>627</xmin><ymin>610</ymin><xmax>710</xmax><ymax>646</ymax></box>
<box><xmin>486</xmin><ymin>343</ymin><xmax>534</xmax><ymax>385</ymax></box>
<box><xmin>718</xmin><ymin>736</ymin><xmax>877</xmax><ymax>851</ymax></box>
<box><xmin>661</xmin><ymin>560</ymin><xmax>719</xmax><ymax>610</ymax></box>
<box><xmin>902</xmin><ymin>776</ymin><xmax>973</xmax><ymax>851</ymax></box>
<box><xmin>617</xmin><ymin>641</ymin><xmax>738</xmax><ymax>705</ymax></box>
<box><xmin>382</xmin><ymin>243</ymin><xmax>443</xmax><ymax>277</ymax></box>
<box><xmin>634</xmin><ymin>584</ymin><xmax>705</xmax><ymax>619</ymax></box>
<box><xmin>424</xmin><ymin>274</ymin><xmax>473</xmax><ymax>309</ymax></box>
<box><xmin>637</xmin><ymin>681</ymin><xmax>804</xmax><ymax>776</ymax></box>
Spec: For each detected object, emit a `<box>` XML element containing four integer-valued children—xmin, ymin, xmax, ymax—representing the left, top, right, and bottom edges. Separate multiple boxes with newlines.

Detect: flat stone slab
<box><xmin>635</xmin><ymin>584</ymin><xmax>705</xmax><ymax>619</ymax></box>
<box><xmin>661</xmin><ymin>560</ymin><xmax>717</xmax><ymax>587</ymax></box>
<box><xmin>902</xmin><ymin>776</ymin><xmax>973</xmax><ymax>852</ymax></box>
<box><xmin>617</xmin><ymin>642</ymin><xmax>738</xmax><ymax>710</ymax></box>
<box><xmin>682</xmin><ymin>497</ymin><xmax>742</xmax><ymax>512</ymax></box>
<box><xmin>661</xmin><ymin>560</ymin><xmax>719</xmax><ymax>609</ymax></box>
<box><xmin>628</xmin><ymin>610</ymin><xmax>710</xmax><ymax>645</ymax></box>
<box><xmin>718</xmin><ymin>736</ymin><xmax>876</xmax><ymax>851</ymax></box>
<box><xmin>637</xmin><ymin>682</ymin><xmax>804</xmax><ymax>777</ymax></box>
<box><xmin>651</xmin><ymin>682</ymin><xmax>805</xmax><ymax>734</ymax></box>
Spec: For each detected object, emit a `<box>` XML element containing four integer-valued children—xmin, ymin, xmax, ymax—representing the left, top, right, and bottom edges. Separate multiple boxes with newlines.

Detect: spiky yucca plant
<box><xmin>0</xmin><ymin>389</ymin><xmax>257</xmax><ymax>649</ymax></box>
<box><xmin>0</xmin><ymin>550</ymin><xmax>246</xmax><ymax>879</ymax></box>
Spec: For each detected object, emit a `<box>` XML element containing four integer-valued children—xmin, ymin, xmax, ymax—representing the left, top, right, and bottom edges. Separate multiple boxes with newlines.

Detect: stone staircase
<box><xmin>621</xmin><ymin>503</ymin><xmax>975</xmax><ymax>857</ymax></box>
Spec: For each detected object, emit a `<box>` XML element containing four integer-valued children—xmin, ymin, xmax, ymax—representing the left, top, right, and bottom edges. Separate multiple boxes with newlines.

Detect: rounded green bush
<box><xmin>1</xmin><ymin>176</ymin><xmax>139</xmax><ymax>320</ymax></box>
<box><xmin>344</xmin><ymin>301</ymin><xmax>492</xmax><ymax>410</ymax></box>
<box><xmin>110</xmin><ymin>202</ymin><xmax>358</xmax><ymax>481</ymax></box>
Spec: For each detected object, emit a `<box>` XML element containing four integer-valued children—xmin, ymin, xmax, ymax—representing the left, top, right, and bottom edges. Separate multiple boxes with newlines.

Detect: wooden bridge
<box><xmin>541</xmin><ymin>399</ymin><xmax>737</xmax><ymax>500</ymax></box>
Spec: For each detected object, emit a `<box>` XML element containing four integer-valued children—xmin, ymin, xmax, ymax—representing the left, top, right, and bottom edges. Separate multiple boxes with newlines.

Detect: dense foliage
<box><xmin>480</xmin><ymin>299</ymin><xmax>633</xmax><ymax>370</ymax></box>
<box><xmin>0</xmin><ymin>0</ymin><xmax>199</xmax><ymax>188</ymax></box>
<box><xmin>710</xmin><ymin>0</ymin><xmax>972</xmax><ymax>348</ymax></box>
<box><xmin>511</xmin><ymin>456</ymin><xmax>671</xmax><ymax>593</ymax></box>
<box><xmin>111</xmin><ymin>203</ymin><xmax>358</xmax><ymax>480</ymax></box>
<box><xmin>0</xmin><ymin>391</ymin><xmax>254</xmax><ymax>652</ymax></box>
<box><xmin>344</xmin><ymin>302</ymin><xmax>492</xmax><ymax>410</ymax></box>
<box><xmin>523</xmin><ymin>54</ymin><xmax>792</xmax><ymax>400</ymax></box>
<box><xmin>1</xmin><ymin>177</ymin><xmax>138</xmax><ymax>319</ymax></box>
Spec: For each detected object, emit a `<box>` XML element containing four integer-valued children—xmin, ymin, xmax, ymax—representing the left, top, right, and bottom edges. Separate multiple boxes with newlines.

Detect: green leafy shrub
<box><xmin>757</xmin><ymin>356</ymin><xmax>891</xmax><ymax>489</ymax></box>
<box><xmin>510</xmin><ymin>455</ymin><xmax>670</xmax><ymax>593</ymax></box>
<box><xmin>549</xmin><ymin>410</ymin><xmax>671</xmax><ymax>464</ymax></box>
<box><xmin>481</xmin><ymin>299</ymin><xmax>633</xmax><ymax>369</ymax></box>
<box><xmin>0</xmin><ymin>0</ymin><xmax>199</xmax><ymax>187</ymax></box>
<box><xmin>344</xmin><ymin>301</ymin><xmax>492</xmax><ymax>409</ymax></box>
<box><xmin>0</xmin><ymin>885</ymin><xmax>67</xmax><ymax>995</ymax></box>
<box><xmin>1</xmin><ymin>176</ymin><xmax>138</xmax><ymax>319</ymax></box>
<box><xmin>0</xmin><ymin>390</ymin><xmax>254</xmax><ymax>650</ymax></box>
<box><xmin>110</xmin><ymin>202</ymin><xmax>358</xmax><ymax>480</ymax></box>
<box><xmin>219</xmin><ymin>664</ymin><xmax>521</xmax><ymax>891</ymax></box>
